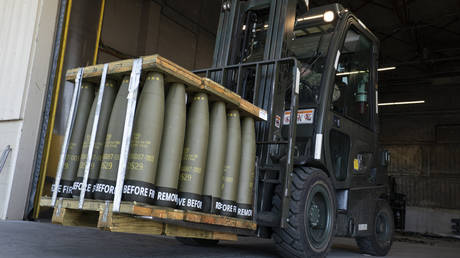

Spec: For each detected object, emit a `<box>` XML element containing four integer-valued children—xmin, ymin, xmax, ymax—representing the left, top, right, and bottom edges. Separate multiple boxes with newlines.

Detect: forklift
<box><xmin>192</xmin><ymin>0</ymin><xmax>394</xmax><ymax>257</ymax></box>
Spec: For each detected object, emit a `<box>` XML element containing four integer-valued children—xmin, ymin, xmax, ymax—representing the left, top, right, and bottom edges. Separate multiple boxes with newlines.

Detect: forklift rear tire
<box><xmin>355</xmin><ymin>200</ymin><xmax>394</xmax><ymax>256</ymax></box>
<box><xmin>175</xmin><ymin>237</ymin><xmax>219</xmax><ymax>246</ymax></box>
<box><xmin>273</xmin><ymin>167</ymin><xmax>336</xmax><ymax>258</ymax></box>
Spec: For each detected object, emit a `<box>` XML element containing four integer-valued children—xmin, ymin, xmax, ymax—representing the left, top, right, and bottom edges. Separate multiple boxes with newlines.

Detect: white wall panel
<box><xmin>0</xmin><ymin>0</ymin><xmax>58</xmax><ymax>219</ymax></box>
<box><xmin>0</xmin><ymin>0</ymin><xmax>41</xmax><ymax>120</ymax></box>
<box><xmin>0</xmin><ymin>121</ymin><xmax>23</xmax><ymax>219</ymax></box>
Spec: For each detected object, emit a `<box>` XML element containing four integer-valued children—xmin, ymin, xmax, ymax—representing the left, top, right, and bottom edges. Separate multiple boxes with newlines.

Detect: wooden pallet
<box><xmin>40</xmin><ymin>197</ymin><xmax>256</xmax><ymax>241</ymax></box>
<box><xmin>65</xmin><ymin>54</ymin><xmax>267</xmax><ymax>121</ymax></box>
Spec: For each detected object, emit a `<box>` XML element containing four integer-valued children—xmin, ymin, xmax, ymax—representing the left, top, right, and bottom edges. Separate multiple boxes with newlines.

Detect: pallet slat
<box><xmin>99</xmin><ymin>213</ymin><xmax>164</xmax><ymax>236</ymax></box>
<box><xmin>41</xmin><ymin>197</ymin><xmax>255</xmax><ymax>240</ymax></box>
<box><xmin>164</xmin><ymin>224</ymin><xmax>237</xmax><ymax>241</ymax></box>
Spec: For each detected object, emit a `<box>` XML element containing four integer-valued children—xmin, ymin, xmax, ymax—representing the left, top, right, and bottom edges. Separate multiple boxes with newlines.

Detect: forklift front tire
<box><xmin>273</xmin><ymin>167</ymin><xmax>336</xmax><ymax>258</ymax></box>
<box><xmin>355</xmin><ymin>200</ymin><xmax>394</xmax><ymax>256</ymax></box>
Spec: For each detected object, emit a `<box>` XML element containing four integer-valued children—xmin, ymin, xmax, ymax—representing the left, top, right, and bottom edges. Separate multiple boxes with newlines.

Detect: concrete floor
<box><xmin>0</xmin><ymin>220</ymin><xmax>459</xmax><ymax>258</ymax></box>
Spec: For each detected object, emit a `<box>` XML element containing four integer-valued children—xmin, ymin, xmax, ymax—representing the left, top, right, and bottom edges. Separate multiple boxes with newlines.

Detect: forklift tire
<box><xmin>175</xmin><ymin>237</ymin><xmax>219</xmax><ymax>246</ymax></box>
<box><xmin>355</xmin><ymin>200</ymin><xmax>394</xmax><ymax>256</ymax></box>
<box><xmin>272</xmin><ymin>167</ymin><xmax>336</xmax><ymax>258</ymax></box>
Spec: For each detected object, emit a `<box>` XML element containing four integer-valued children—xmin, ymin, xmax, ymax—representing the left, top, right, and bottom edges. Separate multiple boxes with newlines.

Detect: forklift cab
<box><xmin>287</xmin><ymin>4</ymin><xmax>383</xmax><ymax>189</ymax></box>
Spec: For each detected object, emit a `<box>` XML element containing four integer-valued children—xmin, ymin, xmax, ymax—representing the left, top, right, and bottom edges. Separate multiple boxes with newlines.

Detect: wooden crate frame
<box><xmin>40</xmin><ymin>197</ymin><xmax>256</xmax><ymax>241</ymax></box>
<box><xmin>65</xmin><ymin>54</ymin><xmax>267</xmax><ymax>121</ymax></box>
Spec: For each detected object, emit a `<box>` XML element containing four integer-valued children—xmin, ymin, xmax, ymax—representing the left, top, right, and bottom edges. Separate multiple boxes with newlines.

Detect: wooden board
<box><xmin>64</xmin><ymin>54</ymin><xmax>267</xmax><ymax>121</ymax></box>
<box><xmin>45</xmin><ymin>198</ymin><xmax>239</xmax><ymax>241</ymax></box>
<box><xmin>66</xmin><ymin>55</ymin><xmax>202</xmax><ymax>88</ymax></box>
<box><xmin>165</xmin><ymin>224</ymin><xmax>237</xmax><ymax>241</ymax></box>
<box><xmin>201</xmin><ymin>78</ymin><xmax>267</xmax><ymax>120</ymax></box>
<box><xmin>41</xmin><ymin>197</ymin><xmax>256</xmax><ymax>235</ymax></box>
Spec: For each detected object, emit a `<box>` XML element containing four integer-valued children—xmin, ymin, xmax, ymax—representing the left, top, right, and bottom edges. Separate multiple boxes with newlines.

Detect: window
<box><xmin>332</xmin><ymin>27</ymin><xmax>372</xmax><ymax>127</ymax></box>
<box><xmin>286</xmin><ymin>18</ymin><xmax>337</xmax><ymax>107</ymax></box>
<box><xmin>330</xmin><ymin>130</ymin><xmax>350</xmax><ymax>181</ymax></box>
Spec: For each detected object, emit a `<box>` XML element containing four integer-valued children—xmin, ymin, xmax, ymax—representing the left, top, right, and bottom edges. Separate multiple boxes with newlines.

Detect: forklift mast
<box><xmin>197</xmin><ymin>0</ymin><xmax>301</xmax><ymax>230</ymax></box>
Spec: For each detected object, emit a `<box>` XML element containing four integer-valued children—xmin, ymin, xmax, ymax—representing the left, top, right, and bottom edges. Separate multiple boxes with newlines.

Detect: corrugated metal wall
<box><xmin>380</xmin><ymin>86</ymin><xmax>460</xmax><ymax>210</ymax></box>
<box><xmin>391</xmin><ymin>175</ymin><xmax>460</xmax><ymax>209</ymax></box>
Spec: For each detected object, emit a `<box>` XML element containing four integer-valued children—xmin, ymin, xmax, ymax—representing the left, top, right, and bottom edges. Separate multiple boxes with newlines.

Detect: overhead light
<box><xmin>297</xmin><ymin>11</ymin><xmax>335</xmax><ymax>23</ymax></box>
<box><xmin>297</xmin><ymin>14</ymin><xmax>323</xmax><ymax>22</ymax></box>
<box><xmin>323</xmin><ymin>11</ymin><xmax>335</xmax><ymax>22</ymax></box>
<box><xmin>378</xmin><ymin>100</ymin><xmax>425</xmax><ymax>106</ymax></box>
<box><xmin>263</xmin><ymin>24</ymin><xmax>269</xmax><ymax>28</ymax></box>
<box><xmin>336</xmin><ymin>70</ymin><xmax>366</xmax><ymax>76</ymax></box>
<box><xmin>242</xmin><ymin>25</ymin><xmax>246</xmax><ymax>30</ymax></box>
<box><xmin>336</xmin><ymin>66</ymin><xmax>397</xmax><ymax>76</ymax></box>
<box><xmin>377</xmin><ymin>66</ymin><xmax>396</xmax><ymax>72</ymax></box>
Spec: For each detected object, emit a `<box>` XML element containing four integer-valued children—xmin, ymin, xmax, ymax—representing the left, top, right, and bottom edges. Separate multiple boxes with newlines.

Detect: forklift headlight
<box><xmin>323</xmin><ymin>11</ymin><xmax>335</xmax><ymax>22</ymax></box>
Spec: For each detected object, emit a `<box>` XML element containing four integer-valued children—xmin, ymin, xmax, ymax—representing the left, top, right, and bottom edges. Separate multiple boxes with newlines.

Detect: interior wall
<box><xmin>42</xmin><ymin>0</ymin><xmax>221</xmax><ymax>196</ymax></box>
<box><xmin>98</xmin><ymin>0</ymin><xmax>220</xmax><ymax>70</ymax></box>
<box><xmin>380</xmin><ymin>82</ymin><xmax>460</xmax><ymax>210</ymax></box>
<box><xmin>43</xmin><ymin>0</ymin><xmax>102</xmax><ymax>198</ymax></box>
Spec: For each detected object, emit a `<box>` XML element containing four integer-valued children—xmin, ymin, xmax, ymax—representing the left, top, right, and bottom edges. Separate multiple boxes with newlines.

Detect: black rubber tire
<box><xmin>355</xmin><ymin>200</ymin><xmax>394</xmax><ymax>256</ymax></box>
<box><xmin>272</xmin><ymin>167</ymin><xmax>336</xmax><ymax>258</ymax></box>
<box><xmin>175</xmin><ymin>237</ymin><xmax>219</xmax><ymax>246</ymax></box>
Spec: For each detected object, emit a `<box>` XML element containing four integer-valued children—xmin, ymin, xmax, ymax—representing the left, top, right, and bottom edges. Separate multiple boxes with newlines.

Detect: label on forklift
<box><xmin>353</xmin><ymin>158</ymin><xmax>360</xmax><ymax>171</ymax></box>
<box><xmin>358</xmin><ymin>224</ymin><xmax>368</xmax><ymax>231</ymax></box>
<box><xmin>275</xmin><ymin>115</ymin><xmax>281</xmax><ymax>128</ymax></box>
<box><xmin>283</xmin><ymin>109</ymin><xmax>314</xmax><ymax>125</ymax></box>
<box><xmin>259</xmin><ymin>110</ymin><xmax>268</xmax><ymax>121</ymax></box>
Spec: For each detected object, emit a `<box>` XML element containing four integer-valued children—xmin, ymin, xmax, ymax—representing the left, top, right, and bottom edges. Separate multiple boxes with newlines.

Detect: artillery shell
<box><xmin>236</xmin><ymin>117</ymin><xmax>256</xmax><ymax>220</ymax></box>
<box><xmin>123</xmin><ymin>72</ymin><xmax>165</xmax><ymax>204</ymax></box>
<box><xmin>202</xmin><ymin>101</ymin><xmax>227</xmax><ymax>213</ymax></box>
<box><xmin>58</xmin><ymin>82</ymin><xmax>95</xmax><ymax>197</ymax></box>
<box><xmin>72</xmin><ymin>79</ymin><xmax>118</xmax><ymax>198</ymax></box>
<box><xmin>219</xmin><ymin>110</ymin><xmax>241</xmax><ymax>217</ymax></box>
<box><xmin>94</xmin><ymin>76</ymin><xmax>130</xmax><ymax>200</ymax></box>
<box><xmin>153</xmin><ymin>83</ymin><xmax>186</xmax><ymax>208</ymax></box>
<box><xmin>177</xmin><ymin>93</ymin><xmax>209</xmax><ymax>211</ymax></box>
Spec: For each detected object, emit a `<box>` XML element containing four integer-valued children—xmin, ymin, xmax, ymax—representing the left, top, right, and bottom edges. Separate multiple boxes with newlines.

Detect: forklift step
<box><xmin>256</xmin><ymin>211</ymin><xmax>280</xmax><ymax>227</ymax></box>
<box><xmin>259</xmin><ymin>165</ymin><xmax>281</xmax><ymax>171</ymax></box>
<box><xmin>260</xmin><ymin>178</ymin><xmax>281</xmax><ymax>184</ymax></box>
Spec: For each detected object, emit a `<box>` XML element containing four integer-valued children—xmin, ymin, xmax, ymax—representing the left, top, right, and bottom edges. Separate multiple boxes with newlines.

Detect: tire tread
<box><xmin>355</xmin><ymin>201</ymin><xmax>394</xmax><ymax>256</ymax></box>
<box><xmin>272</xmin><ymin>167</ymin><xmax>335</xmax><ymax>258</ymax></box>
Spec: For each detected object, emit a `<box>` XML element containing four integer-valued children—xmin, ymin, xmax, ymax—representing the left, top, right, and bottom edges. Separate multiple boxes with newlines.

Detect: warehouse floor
<box><xmin>1</xmin><ymin>220</ymin><xmax>459</xmax><ymax>258</ymax></box>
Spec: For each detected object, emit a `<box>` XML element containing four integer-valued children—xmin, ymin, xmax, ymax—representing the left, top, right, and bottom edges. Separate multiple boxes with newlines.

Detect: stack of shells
<box><xmin>56</xmin><ymin>72</ymin><xmax>256</xmax><ymax>220</ymax></box>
